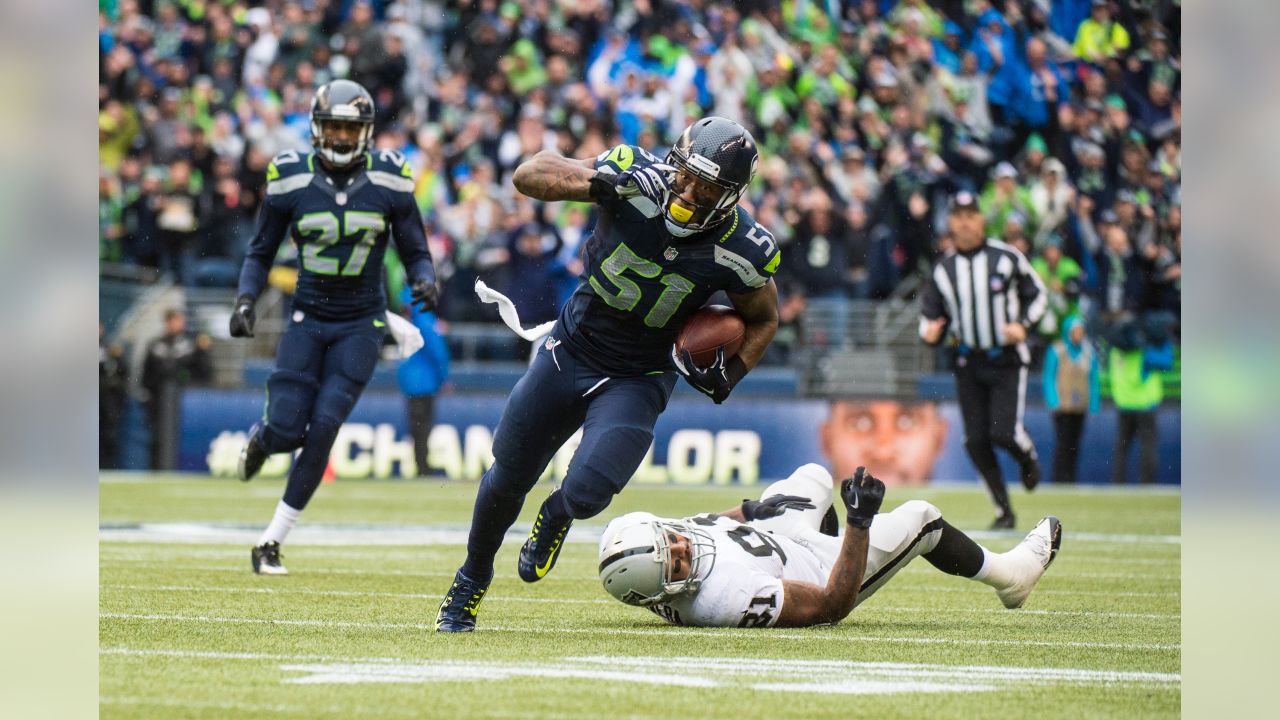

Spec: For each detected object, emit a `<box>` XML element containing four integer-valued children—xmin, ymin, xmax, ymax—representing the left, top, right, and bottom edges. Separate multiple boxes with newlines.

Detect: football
<box><xmin>676</xmin><ymin>305</ymin><xmax>745</xmax><ymax>368</ymax></box>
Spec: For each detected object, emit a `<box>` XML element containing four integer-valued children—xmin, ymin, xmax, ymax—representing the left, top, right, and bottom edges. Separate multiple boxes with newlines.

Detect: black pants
<box><xmin>954</xmin><ymin>359</ymin><xmax>1038</xmax><ymax>519</ymax></box>
<box><xmin>406</xmin><ymin>394</ymin><xmax>436</xmax><ymax>478</ymax></box>
<box><xmin>1052</xmin><ymin>412</ymin><xmax>1086</xmax><ymax>484</ymax></box>
<box><xmin>1113</xmin><ymin>410</ymin><xmax>1158</xmax><ymax>484</ymax></box>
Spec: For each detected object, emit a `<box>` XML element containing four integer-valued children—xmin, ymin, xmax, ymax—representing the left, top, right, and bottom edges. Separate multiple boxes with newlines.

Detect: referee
<box><xmin>920</xmin><ymin>191</ymin><xmax>1047</xmax><ymax>529</ymax></box>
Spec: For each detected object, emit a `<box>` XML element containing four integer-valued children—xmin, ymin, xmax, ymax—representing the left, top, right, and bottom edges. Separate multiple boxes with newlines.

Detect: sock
<box><xmin>972</xmin><ymin>547</ymin><xmax>1021</xmax><ymax>589</ymax></box>
<box><xmin>541</xmin><ymin>488</ymin><xmax>573</xmax><ymax>523</ymax></box>
<box><xmin>258</xmin><ymin>500</ymin><xmax>301</xmax><ymax>546</ymax></box>
<box><xmin>922</xmin><ymin>519</ymin><xmax>986</xmax><ymax>577</ymax></box>
<box><xmin>460</xmin><ymin>465</ymin><xmax>527</xmax><ymax>583</ymax></box>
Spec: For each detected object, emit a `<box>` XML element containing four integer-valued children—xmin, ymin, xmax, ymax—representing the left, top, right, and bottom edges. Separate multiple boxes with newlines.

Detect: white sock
<box><xmin>972</xmin><ymin>547</ymin><xmax>1020</xmax><ymax>589</ymax></box>
<box><xmin>258</xmin><ymin>500</ymin><xmax>302</xmax><ymax>546</ymax></box>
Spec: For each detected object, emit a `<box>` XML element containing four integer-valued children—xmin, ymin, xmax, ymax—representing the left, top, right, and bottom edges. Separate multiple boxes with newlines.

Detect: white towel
<box><xmin>384</xmin><ymin>311</ymin><xmax>424</xmax><ymax>358</ymax></box>
<box><xmin>474</xmin><ymin>279</ymin><xmax>557</xmax><ymax>341</ymax></box>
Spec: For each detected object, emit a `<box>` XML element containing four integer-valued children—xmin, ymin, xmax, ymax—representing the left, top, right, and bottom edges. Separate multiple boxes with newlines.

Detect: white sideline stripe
<box><xmin>99</xmin><ymin>613</ymin><xmax>1180</xmax><ymax>651</ymax></box>
<box><xmin>101</xmin><ymin>584</ymin><xmax>1180</xmax><ymax>620</ymax></box>
<box><xmin>100</xmin><ymin>648</ymin><xmax>1178</xmax><ymax>695</ymax></box>
<box><xmin>98</xmin><ymin>521</ymin><xmax>1182</xmax><ymax>546</ymax></box>
<box><xmin>100</xmin><ymin>695</ymin><xmax>309</xmax><ymax>714</ymax></box>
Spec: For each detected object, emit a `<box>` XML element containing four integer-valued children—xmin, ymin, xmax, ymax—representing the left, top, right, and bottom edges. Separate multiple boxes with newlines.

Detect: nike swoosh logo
<box><xmin>849</xmin><ymin>492</ymin><xmax>859</xmax><ymax>509</ymax></box>
<box><xmin>373</xmin><ymin>319</ymin><xmax>386</xmax><ymax>327</ymax></box>
<box><xmin>535</xmin><ymin>538</ymin><xmax>562</xmax><ymax>577</ymax></box>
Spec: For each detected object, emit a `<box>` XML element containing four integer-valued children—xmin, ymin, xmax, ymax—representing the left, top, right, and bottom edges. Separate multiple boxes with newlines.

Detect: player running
<box><xmin>598</xmin><ymin>464</ymin><xmax>1061</xmax><ymax>627</ymax></box>
<box><xmin>436</xmin><ymin>117</ymin><xmax>782</xmax><ymax>632</ymax></box>
<box><xmin>229</xmin><ymin>80</ymin><xmax>438</xmax><ymax>575</ymax></box>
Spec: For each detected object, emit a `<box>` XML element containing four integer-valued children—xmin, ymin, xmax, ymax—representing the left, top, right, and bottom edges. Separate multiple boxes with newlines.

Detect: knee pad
<box><xmin>768</xmin><ymin>463</ymin><xmax>834</xmax><ymax>499</ymax></box>
<box><xmin>264</xmin><ymin>369</ymin><xmax>319</xmax><ymax>447</ymax></box>
<box><xmin>896</xmin><ymin>499</ymin><xmax>943</xmax><ymax>527</ymax></box>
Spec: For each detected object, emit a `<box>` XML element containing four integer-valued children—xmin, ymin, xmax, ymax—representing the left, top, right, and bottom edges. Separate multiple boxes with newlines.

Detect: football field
<box><xmin>100</xmin><ymin>475</ymin><xmax>1180</xmax><ymax>719</ymax></box>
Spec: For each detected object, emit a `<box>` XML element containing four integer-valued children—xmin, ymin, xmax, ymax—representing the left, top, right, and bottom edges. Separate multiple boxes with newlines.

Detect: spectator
<box><xmin>141</xmin><ymin>310</ymin><xmax>211</xmax><ymax>471</ymax></box>
<box><xmin>1072</xmin><ymin>0</ymin><xmax>1130</xmax><ymax>64</ymax></box>
<box><xmin>1042</xmin><ymin>316</ymin><xmax>1100</xmax><ymax>484</ymax></box>
<box><xmin>1031</xmin><ymin>235</ymin><xmax>1084</xmax><ymax>339</ymax></box>
<box><xmin>980</xmin><ymin>161</ymin><xmax>1036</xmax><ymax>237</ymax></box>
<box><xmin>99</xmin><ymin>324</ymin><xmax>130</xmax><ymax>469</ymax></box>
<box><xmin>397</xmin><ymin>288</ymin><xmax>450</xmax><ymax>479</ymax></box>
<box><xmin>1108</xmin><ymin>316</ymin><xmax>1173</xmax><ymax>485</ymax></box>
<box><xmin>1029</xmin><ymin>157</ymin><xmax>1074</xmax><ymax>248</ymax></box>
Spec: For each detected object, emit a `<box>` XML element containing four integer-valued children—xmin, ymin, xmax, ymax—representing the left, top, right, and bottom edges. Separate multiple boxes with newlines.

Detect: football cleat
<box><xmin>990</xmin><ymin>512</ymin><xmax>1017</xmax><ymax>530</ymax></box>
<box><xmin>239</xmin><ymin>422</ymin><xmax>268</xmax><ymax>482</ymax></box>
<box><xmin>517</xmin><ymin>510</ymin><xmax>573</xmax><ymax>583</ymax></box>
<box><xmin>435</xmin><ymin>570</ymin><xmax>489</xmax><ymax>633</ymax></box>
<box><xmin>1020</xmin><ymin>459</ymin><xmax>1041</xmax><ymax>492</ymax></box>
<box><xmin>251</xmin><ymin>541</ymin><xmax>288</xmax><ymax>575</ymax></box>
<box><xmin>996</xmin><ymin>516</ymin><xmax>1062</xmax><ymax>609</ymax></box>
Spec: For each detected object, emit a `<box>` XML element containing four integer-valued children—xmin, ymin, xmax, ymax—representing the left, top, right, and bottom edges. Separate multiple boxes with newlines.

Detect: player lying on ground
<box><xmin>598</xmin><ymin>464</ymin><xmax>1061</xmax><ymax>627</ymax></box>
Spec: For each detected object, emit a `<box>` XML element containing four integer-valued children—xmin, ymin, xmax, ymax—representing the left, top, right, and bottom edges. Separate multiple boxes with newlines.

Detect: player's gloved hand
<box><xmin>839</xmin><ymin>467</ymin><xmax>885</xmax><ymax>530</ymax></box>
<box><xmin>410</xmin><ymin>278</ymin><xmax>439</xmax><ymax>312</ymax></box>
<box><xmin>229</xmin><ymin>294</ymin><xmax>256</xmax><ymax>338</ymax></box>
<box><xmin>741</xmin><ymin>495</ymin><xmax>817</xmax><ymax>522</ymax></box>
<box><xmin>612</xmin><ymin>163</ymin><xmax>676</xmax><ymax>205</ymax></box>
<box><xmin>671</xmin><ymin>346</ymin><xmax>749</xmax><ymax>404</ymax></box>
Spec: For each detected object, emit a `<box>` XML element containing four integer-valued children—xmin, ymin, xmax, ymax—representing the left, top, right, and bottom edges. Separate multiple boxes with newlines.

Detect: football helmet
<box><xmin>310</xmin><ymin>80</ymin><xmax>375</xmax><ymax>169</ymax></box>
<box><xmin>598</xmin><ymin>512</ymin><xmax>717</xmax><ymax>606</ymax></box>
<box><xmin>663</xmin><ymin>117</ymin><xmax>759</xmax><ymax>238</ymax></box>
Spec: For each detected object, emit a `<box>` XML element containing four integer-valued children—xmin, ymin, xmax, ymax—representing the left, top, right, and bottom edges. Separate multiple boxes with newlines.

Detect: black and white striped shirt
<box><xmin>919</xmin><ymin>239</ymin><xmax>1047</xmax><ymax>357</ymax></box>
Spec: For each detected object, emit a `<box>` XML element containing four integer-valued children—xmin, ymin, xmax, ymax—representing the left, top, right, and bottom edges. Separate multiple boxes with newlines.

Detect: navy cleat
<box><xmin>251</xmin><ymin>541</ymin><xmax>287</xmax><ymax>575</ymax></box>
<box><xmin>517</xmin><ymin>510</ymin><xmax>573</xmax><ymax>583</ymax></box>
<box><xmin>436</xmin><ymin>570</ymin><xmax>489</xmax><ymax>632</ymax></box>
<box><xmin>990</xmin><ymin>512</ymin><xmax>1017</xmax><ymax>530</ymax></box>
<box><xmin>239</xmin><ymin>422</ymin><xmax>269</xmax><ymax>482</ymax></box>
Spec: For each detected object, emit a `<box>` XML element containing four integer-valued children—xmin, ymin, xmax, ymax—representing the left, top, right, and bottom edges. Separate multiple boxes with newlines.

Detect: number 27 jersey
<box><xmin>555</xmin><ymin>144</ymin><xmax>782</xmax><ymax>377</ymax></box>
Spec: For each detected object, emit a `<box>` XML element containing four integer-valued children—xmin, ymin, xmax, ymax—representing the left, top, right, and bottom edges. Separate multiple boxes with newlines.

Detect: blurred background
<box><xmin>97</xmin><ymin>0</ymin><xmax>1181</xmax><ymax>486</ymax></box>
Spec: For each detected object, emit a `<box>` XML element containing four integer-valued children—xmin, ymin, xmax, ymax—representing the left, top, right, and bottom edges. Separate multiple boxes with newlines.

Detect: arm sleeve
<box><xmin>236</xmin><ymin>196</ymin><xmax>292</xmax><ymax>300</ymax></box>
<box><xmin>391</xmin><ymin>191</ymin><xmax>437</xmax><ymax>286</ymax></box>
<box><xmin>1042</xmin><ymin>347</ymin><xmax>1060</xmax><ymax>410</ymax></box>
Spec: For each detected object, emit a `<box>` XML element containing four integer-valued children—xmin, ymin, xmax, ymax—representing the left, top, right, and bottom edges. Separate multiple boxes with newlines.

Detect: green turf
<box><xmin>100</xmin><ymin>475</ymin><xmax>1180</xmax><ymax>719</ymax></box>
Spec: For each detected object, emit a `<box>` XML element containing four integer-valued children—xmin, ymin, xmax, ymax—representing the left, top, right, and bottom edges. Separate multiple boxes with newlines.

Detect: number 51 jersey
<box><xmin>555</xmin><ymin>144</ymin><xmax>782</xmax><ymax>377</ymax></box>
<box><xmin>648</xmin><ymin>513</ymin><xmax>827</xmax><ymax>629</ymax></box>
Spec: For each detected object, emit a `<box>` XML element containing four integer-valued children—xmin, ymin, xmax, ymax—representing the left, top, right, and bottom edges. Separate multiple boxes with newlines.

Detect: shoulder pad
<box><xmin>265</xmin><ymin>150</ymin><xmax>314</xmax><ymax>195</ymax></box>
<box><xmin>594</xmin><ymin>144</ymin><xmax>661</xmax><ymax>175</ymax></box>
<box><xmin>714</xmin><ymin>208</ymin><xmax>781</xmax><ymax>289</ymax></box>
<box><xmin>367</xmin><ymin>149</ymin><xmax>415</xmax><ymax>193</ymax></box>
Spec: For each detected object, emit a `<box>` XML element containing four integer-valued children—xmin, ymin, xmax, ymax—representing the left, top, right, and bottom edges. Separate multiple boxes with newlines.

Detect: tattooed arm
<box><xmin>511</xmin><ymin>150</ymin><xmax>599</xmax><ymax>202</ymax></box>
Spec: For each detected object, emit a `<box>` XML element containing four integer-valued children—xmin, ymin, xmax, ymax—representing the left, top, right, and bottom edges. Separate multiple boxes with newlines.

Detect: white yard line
<box><xmin>99</xmin><ymin>612</ymin><xmax>1180</xmax><ymax>651</ymax></box>
<box><xmin>101</xmin><ymin>583</ymin><xmax>1180</xmax><ymax>620</ymax></box>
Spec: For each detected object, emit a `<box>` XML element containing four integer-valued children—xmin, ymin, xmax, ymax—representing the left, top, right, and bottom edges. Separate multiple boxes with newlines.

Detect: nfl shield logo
<box><xmin>664</xmin><ymin>247</ymin><xmax>678</xmax><ymax>261</ymax></box>
<box><xmin>990</xmin><ymin>276</ymin><xmax>1004</xmax><ymax>292</ymax></box>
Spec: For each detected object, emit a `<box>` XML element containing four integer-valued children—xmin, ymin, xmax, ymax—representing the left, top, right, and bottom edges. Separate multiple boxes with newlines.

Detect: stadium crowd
<box><xmin>99</xmin><ymin>0</ymin><xmax>1180</xmax><ymax>348</ymax></box>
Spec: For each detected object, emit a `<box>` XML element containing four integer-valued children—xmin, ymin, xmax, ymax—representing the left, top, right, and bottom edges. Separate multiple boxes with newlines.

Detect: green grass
<box><xmin>100</xmin><ymin>475</ymin><xmax>1180</xmax><ymax>719</ymax></box>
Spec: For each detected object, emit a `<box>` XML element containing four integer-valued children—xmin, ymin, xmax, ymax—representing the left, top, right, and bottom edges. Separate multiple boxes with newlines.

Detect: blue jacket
<box><xmin>396</xmin><ymin>287</ymin><xmax>450</xmax><ymax>398</ymax></box>
<box><xmin>1007</xmin><ymin>60</ymin><xmax>1067</xmax><ymax>128</ymax></box>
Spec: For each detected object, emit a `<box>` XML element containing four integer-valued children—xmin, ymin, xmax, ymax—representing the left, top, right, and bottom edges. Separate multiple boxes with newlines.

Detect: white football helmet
<box><xmin>598</xmin><ymin>512</ymin><xmax>717</xmax><ymax>606</ymax></box>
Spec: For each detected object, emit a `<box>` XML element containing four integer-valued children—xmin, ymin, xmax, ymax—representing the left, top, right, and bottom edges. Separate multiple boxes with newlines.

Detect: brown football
<box><xmin>676</xmin><ymin>305</ymin><xmax>746</xmax><ymax>368</ymax></box>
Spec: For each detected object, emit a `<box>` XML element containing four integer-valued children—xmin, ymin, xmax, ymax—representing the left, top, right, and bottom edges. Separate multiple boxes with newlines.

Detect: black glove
<box><xmin>590</xmin><ymin>163</ymin><xmax>675</xmax><ymax>206</ymax></box>
<box><xmin>410</xmin><ymin>278</ymin><xmax>439</xmax><ymax>312</ymax></box>
<box><xmin>672</xmin><ymin>346</ymin><xmax>749</xmax><ymax>404</ymax></box>
<box><xmin>229</xmin><ymin>294</ymin><xmax>256</xmax><ymax>338</ymax></box>
<box><xmin>839</xmin><ymin>466</ymin><xmax>885</xmax><ymax>529</ymax></box>
<box><xmin>741</xmin><ymin>495</ymin><xmax>817</xmax><ymax>521</ymax></box>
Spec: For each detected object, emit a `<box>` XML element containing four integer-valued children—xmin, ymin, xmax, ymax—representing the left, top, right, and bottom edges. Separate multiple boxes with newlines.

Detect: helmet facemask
<box><xmin>312</xmin><ymin>116</ymin><xmax>373</xmax><ymax>169</ymax></box>
<box><xmin>663</xmin><ymin>151</ymin><xmax>744</xmax><ymax>238</ymax></box>
<box><xmin>598</xmin><ymin>519</ymin><xmax>717</xmax><ymax>606</ymax></box>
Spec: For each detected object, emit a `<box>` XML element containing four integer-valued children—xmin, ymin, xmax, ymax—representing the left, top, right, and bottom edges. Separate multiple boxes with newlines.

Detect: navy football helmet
<box><xmin>310</xmin><ymin>80</ymin><xmax>375</xmax><ymax>169</ymax></box>
<box><xmin>663</xmin><ymin>117</ymin><xmax>759</xmax><ymax>237</ymax></box>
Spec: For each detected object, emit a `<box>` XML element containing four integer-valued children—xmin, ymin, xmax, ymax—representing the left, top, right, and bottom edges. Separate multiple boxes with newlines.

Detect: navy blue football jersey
<box><xmin>238</xmin><ymin>149</ymin><xmax>435</xmax><ymax>321</ymax></box>
<box><xmin>555</xmin><ymin>144</ymin><xmax>782</xmax><ymax>376</ymax></box>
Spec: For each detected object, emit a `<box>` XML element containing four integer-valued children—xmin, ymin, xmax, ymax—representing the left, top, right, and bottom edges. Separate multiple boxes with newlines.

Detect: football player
<box><xmin>436</xmin><ymin>117</ymin><xmax>782</xmax><ymax>631</ymax></box>
<box><xmin>230</xmin><ymin>80</ymin><xmax>438</xmax><ymax>574</ymax></box>
<box><xmin>598</xmin><ymin>464</ymin><xmax>1061</xmax><ymax>627</ymax></box>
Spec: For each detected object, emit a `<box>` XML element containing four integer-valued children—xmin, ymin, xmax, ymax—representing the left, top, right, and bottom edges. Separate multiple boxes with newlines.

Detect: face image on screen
<box><xmin>820</xmin><ymin>399</ymin><xmax>949</xmax><ymax>487</ymax></box>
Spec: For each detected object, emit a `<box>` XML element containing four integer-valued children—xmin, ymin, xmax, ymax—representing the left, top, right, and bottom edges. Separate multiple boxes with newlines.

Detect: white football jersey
<box><xmin>647</xmin><ymin>513</ymin><xmax>829</xmax><ymax>628</ymax></box>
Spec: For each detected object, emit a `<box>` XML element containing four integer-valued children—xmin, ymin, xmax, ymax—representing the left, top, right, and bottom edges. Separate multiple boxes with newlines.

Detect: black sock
<box><xmin>922</xmin><ymin>519</ymin><xmax>986</xmax><ymax>578</ymax></box>
<box><xmin>460</xmin><ymin>468</ymin><xmax>527</xmax><ymax>583</ymax></box>
<box><xmin>541</xmin><ymin>489</ymin><xmax>574</xmax><ymax>523</ymax></box>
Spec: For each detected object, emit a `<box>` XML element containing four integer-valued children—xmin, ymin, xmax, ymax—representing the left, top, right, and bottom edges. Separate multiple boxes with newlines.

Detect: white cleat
<box><xmin>996</xmin><ymin>516</ymin><xmax>1062</xmax><ymax>609</ymax></box>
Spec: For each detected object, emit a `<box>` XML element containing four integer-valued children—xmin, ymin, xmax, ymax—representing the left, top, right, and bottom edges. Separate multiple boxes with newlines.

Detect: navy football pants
<box><xmin>463</xmin><ymin>342</ymin><xmax>677</xmax><ymax>579</ymax></box>
<box><xmin>257</xmin><ymin>312</ymin><xmax>385</xmax><ymax>510</ymax></box>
